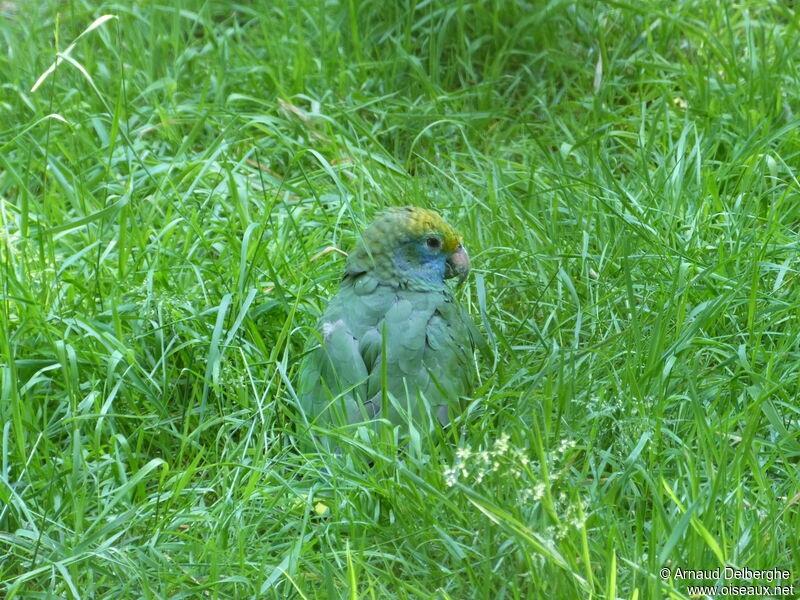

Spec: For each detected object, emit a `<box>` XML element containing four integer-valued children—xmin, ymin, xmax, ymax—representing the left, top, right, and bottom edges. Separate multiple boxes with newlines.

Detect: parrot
<box><xmin>297</xmin><ymin>206</ymin><xmax>485</xmax><ymax>439</ymax></box>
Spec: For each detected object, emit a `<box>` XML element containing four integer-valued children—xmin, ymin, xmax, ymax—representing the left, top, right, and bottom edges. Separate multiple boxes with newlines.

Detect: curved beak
<box><xmin>445</xmin><ymin>245</ymin><xmax>470</xmax><ymax>286</ymax></box>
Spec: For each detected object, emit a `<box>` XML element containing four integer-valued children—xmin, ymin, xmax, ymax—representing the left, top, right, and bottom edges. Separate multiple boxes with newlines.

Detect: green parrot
<box><xmin>298</xmin><ymin>206</ymin><xmax>485</xmax><ymax>437</ymax></box>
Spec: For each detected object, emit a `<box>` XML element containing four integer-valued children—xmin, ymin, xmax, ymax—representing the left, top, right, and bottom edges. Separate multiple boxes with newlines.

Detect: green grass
<box><xmin>1</xmin><ymin>0</ymin><xmax>799</xmax><ymax>598</ymax></box>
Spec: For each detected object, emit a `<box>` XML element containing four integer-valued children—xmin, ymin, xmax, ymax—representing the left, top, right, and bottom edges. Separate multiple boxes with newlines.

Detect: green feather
<box><xmin>297</xmin><ymin>207</ymin><xmax>485</xmax><ymax>440</ymax></box>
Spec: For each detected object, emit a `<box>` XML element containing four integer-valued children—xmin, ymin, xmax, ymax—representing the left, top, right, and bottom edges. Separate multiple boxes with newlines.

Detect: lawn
<box><xmin>1</xmin><ymin>0</ymin><xmax>798</xmax><ymax>598</ymax></box>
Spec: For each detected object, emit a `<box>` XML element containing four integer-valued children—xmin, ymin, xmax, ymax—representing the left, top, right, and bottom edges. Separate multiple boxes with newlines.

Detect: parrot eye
<box><xmin>426</xmin><ymin>237</ymin><xmax>441</xmax><ymax>250</ymax></box>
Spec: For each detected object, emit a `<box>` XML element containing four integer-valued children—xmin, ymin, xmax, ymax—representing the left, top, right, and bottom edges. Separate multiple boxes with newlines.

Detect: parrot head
<box><xmin>346</xmin><ymin>206</ymin><xmax>470</xmax><ymax>290</ymax></box>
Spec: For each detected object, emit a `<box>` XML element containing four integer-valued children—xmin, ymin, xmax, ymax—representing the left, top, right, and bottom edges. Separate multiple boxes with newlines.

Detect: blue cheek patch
<box><xmin>394</xmin><ymin>246</ymin><xmax>447</xmax><ymax>285</ymax></box>
<box><xmin>420</xmin><ymin>253</ymin><xmax>447</xmax><ymax>282</ymax></box>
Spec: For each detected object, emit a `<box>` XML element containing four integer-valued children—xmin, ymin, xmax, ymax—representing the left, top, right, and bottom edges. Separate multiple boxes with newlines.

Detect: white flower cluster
<box><xmin>444</xmin><ymin>433</ymin><xmax>575</xmax><ymax>492</ymax></box>
<box><xmin>542</xmin><ymin>492</ymin><xmax>587</xmax><ymax>540</ymax></box>
<box><xmin>444</xmin><ymin>432</ymin><xmax>534</xmax><ymax>487</ymax></box>
<box><xmin>443</xmin><ymin>433</ymin><xmax>587</xmax><ymax>537</ymax></box>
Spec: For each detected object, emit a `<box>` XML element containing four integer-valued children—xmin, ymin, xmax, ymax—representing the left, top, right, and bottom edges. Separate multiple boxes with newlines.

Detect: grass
<box><xmin>1</xmin><ymin>0</ymin><xmax>799</xmax><ymax>597</ymax></box>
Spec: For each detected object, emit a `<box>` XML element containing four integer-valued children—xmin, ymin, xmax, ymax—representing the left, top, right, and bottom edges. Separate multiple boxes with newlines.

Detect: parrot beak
<box><xmin>445</xmin><ymin>245</ymin><xmax>470</xmax><ymax>286</ymax></box>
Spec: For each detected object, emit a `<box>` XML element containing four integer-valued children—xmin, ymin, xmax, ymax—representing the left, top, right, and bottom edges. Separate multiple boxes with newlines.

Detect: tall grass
<box><xmin>1</xmin><ymin>0</ymin><xmax>798</xmax><ymax>598</ymax></box>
